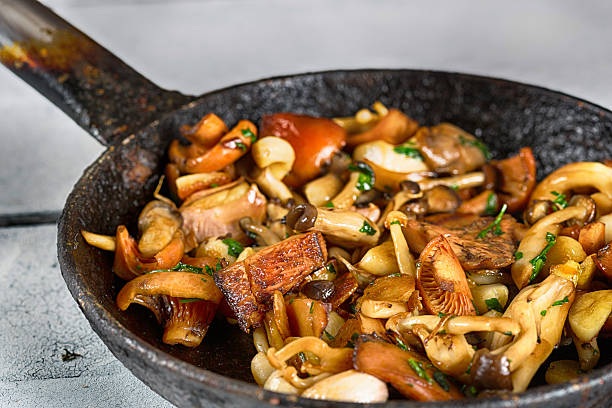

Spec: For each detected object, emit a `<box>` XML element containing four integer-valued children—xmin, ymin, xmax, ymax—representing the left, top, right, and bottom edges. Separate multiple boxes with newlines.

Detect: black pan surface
<box><xmin>58</xmin><ymin>69</ymin><xmax>612</xmax><ymax>407</ymax></box>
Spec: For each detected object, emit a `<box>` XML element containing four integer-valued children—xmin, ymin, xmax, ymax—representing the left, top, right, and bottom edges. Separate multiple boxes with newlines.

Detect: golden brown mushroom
<box><xmin>137</xmin><ymin>200</ymin><xmax>182</xmax><ymax>258</ymax></box>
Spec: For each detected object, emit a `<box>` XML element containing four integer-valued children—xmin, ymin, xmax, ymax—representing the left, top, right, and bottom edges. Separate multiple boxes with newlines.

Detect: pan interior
<box><xmin>59</xmin><ymin>70</ymin><xmax>612</xmax><ymax>396</ymax></box>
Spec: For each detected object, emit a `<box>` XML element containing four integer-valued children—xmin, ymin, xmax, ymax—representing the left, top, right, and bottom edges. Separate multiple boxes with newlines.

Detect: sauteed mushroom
<box><xmin>301</xmin><ymin>370</ymin><xmax>389</xmax><ymax>403</ymax></box>
<box><xmin>180</xmin><ymin>113</ymin><xmax>228</xmax><ymax>147</ymax></box>
<box><xmin>353</xmin><ymin>139</ymin><xmax>428</xmax><ymax>173</ymax></box>
<box><xmin>489</xmin><ymin>147</ymin><xmax>536</xmax><ymax>213</ymax></box>
<box><xmin>251</xmin><ymin>136</ymin><xmax>296</xmax><ymax>202</ymax></box>
<box><xmin>137</xmin><ymin>200</ymin><xmax>182</xmax><ymax>258</ymax></box>
<box><xmin>530</xmin><ymin>162</ymin><xmax>612</xmax><ymax>203</ymax></box>
<box><xmin>345</xmin><ymin>109</ymin><xmax>419</xmax><ymax>147</ymax></box>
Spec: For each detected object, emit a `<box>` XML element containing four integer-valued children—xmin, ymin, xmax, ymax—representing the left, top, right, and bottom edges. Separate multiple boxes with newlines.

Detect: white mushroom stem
<box><xmin>386</xmin><ymin>314</ymin><xmax>520</xmax><ymax>336</ymax></box>
<box><xmin>511</xmin><ymin>206</ymin><xmax>586</xmax><ymax>289</ymax></box>
<box><xmin>304</xmin><ymin>173</ymin><xmax>344</xmax><ymax>207</ymax></box>
<box><xmin>330</xmin><ymin>172</ymin><xmax>361</xmax><ymax>209</ymax></box>
<box><xmin>81</xmin><ymin>230</ymin><xmax>116</xmax><ymax>251</ymax></box>
<box><xmin>385</xmin><ymin>211</ymin><xmax>417</xmax><ymax>278</ymax></box>
<box><xmin>300</xmin><ymin>370</ymin><xmax>389</xmax><ymax>403</ymax></box>
<box><xmin>530</xmin><ymin>162</ymin><xmax>612</xmax><ymax>202</ymax></box>
<box><xmin>418</xmin><ymin>171</ymin><xmax>485</xmax><ymax>191</ymax></box>
<box><xmin>412</xmin><ymin>326</ymin><xmax>474</xmax><ymax>379</ymax></box>
<box><xmin>252</xmin><ymin>136</ymin><xmax>295</xmax><ymax>202</ymax></box>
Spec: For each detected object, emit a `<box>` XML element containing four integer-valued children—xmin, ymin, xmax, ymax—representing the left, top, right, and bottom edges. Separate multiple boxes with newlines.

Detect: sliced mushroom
<box><xmin>385</xmin><ymin>211</ymin><xmax>418</xmax><ymax>278</ymax></box>
<box><xmin>303</xmin><ymin>173</ymin><xmax>344</xmax><ymax>207</ymax></box>
<box><xmin>362</xmin><ymin>158</ymin><xmax>434</xmax><ymax>192</ymax></box>
<box><xmin>251</xmin><ymin>351</ymin><xmax>275</xmax><ymax>386</ymax></box>
<box><xmin>530</xmin><ymin>162</ymin><xmax>612</xmax><ymax>203</ymax></box>
<box><xmin>286</xmin><ymin>204</ymin><xmax>380</xmax><ymax>248</ymax></box>
<box><xmin>301</xmin><ymin>370</ymin><xmax>389</xmax><ymax>403</ymax></box>
<box><xmin>260</xmin><ymin>113</ymin><xmax>346</xmax><ymax>187</ymax></box>
<box><xmin>568</xmin><ymin>290</ymin><xmax>612</xmax><ymax>343</ymax></box>
<box><xmin>174</xmin><ymin>172</ymin><xmax>233</xmax><ymax>200</ymax></box>
<box><xmin>353</xmin><ymin>139</ymin><xmax>428</xmax><ymax>173</ymax></box>
<box><xmin>359</xmin><ymin>275</ymin><xmax>417</xmax><ymax>319</ymax></box>
<box><xmin>116</xmin><ymin>271</ymin><xmax>223</xmax><ymax>347</ymax></box>
<box><xmin>329</xmin><ymin>161</ymin><xmax>374</xmax><ymax>209</ymax></box>
<box><xmin>346</xmin><ymin>109</ymin><xmax>419</xmax><ymax>147</ymax></box>
<box><xmin>356</xmin><ymin>240</ymin><xmax>400</xmax><ymax>276</ymax></box>
<box><xmin>578</xmin><ymin>222</ymin><xmax>606</xmax><ymax>255</ymax></box>
<box><xmin>239</xmin><ymin>217</ymin><xmax>281</xmax><ymax>246</ymax></box>
<box><xmin>354</xmin><ymin>337</ymin><xmax>465</xmax><ymax>401</ymax></box>
<box><xmin>266</xmin><ymin>336</ymin><xmax>353</xmax><ymax>375</ymax></box>
<box><xmin>286</xmin><ymin>297</ymin><xmax>328</xmax><ymax>338</ymax></box>
<box><xmin>333</xmin><ymin>102</ymin><xmax>388</xmax><ymax>134</ymax></box>
<box><xmin>424</xmin><ymin>185</ymin><xmax>461</xmax><ymax>214</ymax></box>
<box><xmin>113</xmin><ymin>226</ymin><xmax>185</xmax><ymax>280</ymax></box>
<box><xmin>185</xmin><ymin>120</ymin><xmax>257</xmax><ymax>174</ymax></box>
<box><xmin>417</xmin><ymin>235</ymin><xmax>476</xmax><ymax>316</ymax></box>
<box><xmin>81</xmin><ymin>230</ymin><xmax>116</xmax><ymax>251</ymax></box>
<box><xmin>251</xmin><ymin>136</ymin><xmax>296</xmax><ymax>201</ymax></box>
<box><xmin>137</xmin><ymin>200</ymin><xmax>182</xmax><ymax>258</ymax></box>
<box><xmin>489</xmin><ymin>147</ymin><xmax>536</xmax><ymax>213</ymax></box>
<box><xmin>180</xmin><ymin>182</ymin><xmax>267</xmax><ymax>243</ymax></box>
<box><xmin>413</xmin><ymin>123</ymin><xmax>487</xmax><ymax>175</ymax></box>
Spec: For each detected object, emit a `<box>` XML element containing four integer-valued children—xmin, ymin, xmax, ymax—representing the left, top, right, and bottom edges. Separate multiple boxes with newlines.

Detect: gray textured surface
<box><xmin>1</xmin><ymin>0</ymin><xmax>611</xmax><ymax>407</ymax></box>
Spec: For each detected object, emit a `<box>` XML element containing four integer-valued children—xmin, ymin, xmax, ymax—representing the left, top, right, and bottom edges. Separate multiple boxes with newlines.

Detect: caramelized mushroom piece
<box><xmin>489</xmin><ymin>147</ymin><xmax>536</xmax><ymax>213</ymax></box>
<box><xmin>266</xmin><ymin>336</ymin><xmax>353</xmax><ymax>375</ymax></box>
<box><xmin>413</xmin><ymin>123</ymin><xmax>487</xmax><ymax>175</ymax></box>
<box><xmin>180</xmin><ymin>182</ymin><xmax>267</xmax><ymax>243</ymax></box>
<box><xmin>301</xmin><ymin>370</ymin><xmax>389</xmax><ymax>403</ymax></box>
<box><xmin>523</xmin><ymin>199</ymin><xmax>554</xmax><ymax>226</ymax></box>
<box><xmin>251</xmin><ymin>136</ymin><xmax>296</xmax><ymax>201</ymax></box>
<box><xmin>116</xmin><ymin>271</ymin><xmax>223</xmax><ymax>347</ymax></box>
<box><xmin>214</xmin><ymin>231</ymin><xmax>327</xmax><ymax>331</ymax></box>
<box><xmin>174</xmin><ymin>172</ymin><xmax>233</xmax><ymax>200</ymax></box>
<box><xmin>137</xmin><ymin>200</ymin><xmax>182</xmax><ymax>258</ymax></box>
<box><xmin>303</xmin><ymin>173</ymin><xmax>344</xmax><ymax>207</ymax></box>
<box><xmin>359</xmin><ymin>275</ymin><xmax>417</xmax><ymax>319</ymax></box>
<box><xmin>354</xmin><ymin>337</ymin><xmax>464</xmax><ymax>401</ymax></box>
<box><xmin>596</xmin><ymin>243</ymin><xmax>612</xmax><ymax>281</ymax></box>
<box><xmin>565</xmin><ymin>195</ymin><xmax>597</xmax><ymax>227</ymax></box>
<box><xmin>362</xmin><ymin>158</ymin><xmax>433</xmax><ymax>192</ymax></box>
<box><xmin>424</xmin><ymin>185</ymin><xmax>461</xmax><ymax>214</ymax></box>
<box><xmin>179</xmin><ymin>113</ymin><xmax>228</xmax><ymax>148</ymax></box>
<box><xmin>530</xmin><ymin>162</ymin><xmax>612</xmax><ymax>203</ymax></box>
<box><xmin>457</xmin><ymin>190</ymin><xmax>498</xmax><ymax>216</ymax></box>
<box><xmin>260</xmin><ymin>113</ymin><xmax>346</xmax><ymax>187</ymax></box>
<box><xmin>352</xmin><ymin>139</ymin><xmax>428</xmax><ymax>174</ymax></box>
<box><xmin>417</xmin><ymin>235</ymin><xmax>476</xmax><ymax>316</ymax></box>
<box><xmin>579</xmin><ymin>222</ymin><xmax>606</xmax><ymax>255</ymax></box>
<box><xmin>286</xmin><ymin>204</ymin><xmax>380</xmax><ymax>248</ymax></box>
<box><xmin>286</xmin><ymin>297</ymin><xmax>328</xmax><ymax>338</ymax></box>
<box><xmin>346</xmin><ymin>109</ymin><xmax>419</xmax><ymax>147</ymax></box>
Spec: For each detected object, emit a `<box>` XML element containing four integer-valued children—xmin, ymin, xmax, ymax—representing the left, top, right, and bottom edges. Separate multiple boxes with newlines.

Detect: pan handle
<box><xmin>0</xmin><ymin>0</ymin><xmax>194</xmax><ymax>146</ymax></box>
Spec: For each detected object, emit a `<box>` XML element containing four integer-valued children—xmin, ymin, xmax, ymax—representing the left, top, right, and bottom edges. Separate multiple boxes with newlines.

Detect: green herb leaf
<box><xmin>515</xmin><ymin>251</ymin><xmax>523</xmax><ymax>260</ymax></box>
<box><xmin>551</xmin><ymin>191</ymin><xmax>568</xmax><ymax>210</ymax></box>
<box><xmin>150</xmin><ymin>262</ymin><xmax>204</xmax><ymax>274</ymax></box>
<box><xmin>323</xmin><ymin>330</ymin><xmax>335</xmax><ymax>341</ymax></box>
<box><xmin>503</xmin><ymin>331</ymin><xmax>513</xmax><ymax>336</ymax></box>
<box><xmin>408</xmin><ymin>359</ymin><xmax>432</xmax><ymax>383</ymax></box>
<box><xmin>433</xmin><ymin>370</ymin><xmax>451</xmax><ymax>392</ymax></box>
<box><xmin>459</xmin><ymin>135</ymin><xmax>490</xmax><ymax>160</ymax></box>
<box><xmin>395</xmin><ymin>337</ymin><xmax>408</xmax><ymax>351</ymax></box>
<box><xmin>298</xmin><ymin>352</ymin><xmax>307</xmax><ymax>362</ymax></box>
<box><xmin>204</xmin><ymin>265</ymin><xmax>215</xmax><ymax>276</ymax></box>
<box><xmin>351</xmin><ymin>332</ymin><xmax>359</xmax><ymax>342</ymax></box>
<box><xmin>390</xmin><ymin>220</ymin><xmax>400</xmax><ymax>226</ymax></box>
<box><xmin>484</xmin><ymin>193</ymin><xmax>498</xmax><ymax>216</ymax></box>
<box><xmin>387</xmin><ymin>273</ymin><xmax>401</xmax><ymax>277</ymax></box>
<box><xmin>485</xmin><ymin>298</ymin><xmax>504</xmax><ymax>313</ymax></box>
<box><xmin>325</xmin><ymin>263</ymin><xmax>337</xmax><ymax>274</ymax></box>
<box><xmin>471</xmin><ymin>299</ymin><xmax>480</xmax><ymax>315</ymax></box>
<box><xmin>528</xmin><ymin>232</ymin><xmax>556</xmax><ymax>283</ymax></box>
<box><xmin>393</xmin><ymin>144</ymin><xmax>423</xmax><ymax>160</ymax></box>
<box><xmin>179</xmin><ymin>298</ymin><xmax>202</xmax><ymax>303</ymax></box>
<box><xmin>210</xmin><ymin>183</ymin><xmax>219</xmax><ymax>188</ymax></box>
<box><xmin>450</xmin><ymin>184</ymin><xmax>459</xmax><ymax>191</ymax></box>
<box><xmin>359</xmin><ymin>220</ymin><xmax>376</xmax><ymax>236</ymax></box>
<box><xmin>437</xmin><ymin>312</ymin><xmax>447</xmax><ymax>318</ymax></box>
<box><xmin>348</xmin><ymin>162</ymin><xmax>374</xmax><ymax>191</ymax></box>
<box><xmin>324</xmin><ymin>201</ymin><xmax>334</xmax><ymax>208</ymax></box>
<box><xmin>241</xmin><ymin>128</ymin><xmax>257</xmax><ymax>143</ymax></box>
<box><xmin>222</xmin><ymin>238</ymin><xmax>244</xmax><ymax>258</ymax></box>
<box><xmin>540</xmin><ymin>310</ymin><xmax>547</xmax><ymax>316</ymax></box>
<box><xmin>309</xmin><ymin>301</ymin><xmax>315</xmax><ymax>314</ymax></box>
<box><xmin>552</xmin><ymin>296</ymin><xmax>569</xmax><ymax>307</ymax></box>
<box><xmin>235</xmin><ymin>141</ymin><xmax>247</xmax><ymax>152</ymax></box>
<box><xmin>476</xmin><ymin>203</ymin><xmax>507</xmax><ymax>238</ymax></box>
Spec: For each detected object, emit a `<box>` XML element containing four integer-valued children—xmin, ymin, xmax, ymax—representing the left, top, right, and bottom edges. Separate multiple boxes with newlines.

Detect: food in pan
<box><xmin>82</xmin><ymin>102</ymin><xmax>612</xmax><ymax>402</ymax></box>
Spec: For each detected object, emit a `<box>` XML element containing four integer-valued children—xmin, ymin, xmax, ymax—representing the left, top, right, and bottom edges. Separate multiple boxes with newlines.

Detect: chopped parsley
<box><xmin>309</xmin><ymin>301</ymin><xmax>314</xmax><ymax>314</ymax></box>
<box><xmin>551</xmin><ymin>191</ymin><xmax>568</xmax><ymax>210</ymax></box>
<box><xmin>393</xmin><ymin>143</ymin><xmax>423</xmax><ymax>160</ymax></box>
<box><xmin>210</xmin><ymin>183</ymin><xmax>219</xmax><ymax>188</ymax></box>
<box><xmin>450</xmin><ymin>184</ymin><xmax>459</xmax><ymax>191</ymax></box>
<box><xmin>324</xmin><ymin>201</ymin><xmax>334</xmax><ymax>208</ymax></box>
<box><xmin>235</xmin><ymin>141</ymin><xmax>247</xmax><ymax>152</ymax></box>
<box><xmin>437</xmin><ymin>312</ymin><xmax>447</xmax><ymax>318</ymax></box>
<box><xmin>204</xmin><ymin>259</ymin><xmax>224</xmax><ymax>276</ymax></box>
<box><xmin>348</xmin><ymin>162</ymin><xmax>374</xmax><ymax>191</ymax></box>
<box><xmin>222</xmin><ymin>238</ymin><xmax>244</xmax><ymax>258</ymax></box>
<box><xmin>151</xmin><ymin>262</ymin><xmax>203</xmax><ymax>274</ymax></box>
<box><xmin>387</xmin><ymin>273</ymin><xmax>402</xmax><ymax>277</ymax></box>
<box><xmin>241</xmin><ymin>128</ymin><xmax>257</xmax><ymax>143</ymax></box>
<box><xmin>179</xmin><ymin>298</ymin><xmax>202</xmax><ymax>303</ymax></box>
<box><xmin>459</xmin><ymin>134</ymin><xmax>491</xmax><ymax>160</ymax></box>
<box><xmin>390</xmin><ymin>220</ymin><xmax>401</xmax><ymax>226</ymax></box>
<box><xmin>485</xmin><ymin>298</ymin><xmax>504</xmax><ymax>313</ymax></box>
<box><xmin>396</xmin><ymin>337</ymin><xmax>409</xmax><ymax>351</ymax></box>
<box><xmin>471</xmin><ymin>299</ymin><xmax>480</xmax><ymax>315</ymax></box>
<box><xmin>359</xmin><ymin>220</ymin><xmax>376</xmax><ymax>235</ymax></box>
<box><xmin>476</xmin><ymin>203</ymin><xmax>507</xmax><ymax>238</ymax></box>
<box><xmin>528</xmin><ymin>232</ymin><xmax>556</xmax><ymax>283</ymax></box>
<box><xmin>298</xmin><ymin>352</ymin><xmax>307</xmax><ymax>362</ymax></box>
<box><xmin>408</xmin><ymin>359</ymin><xmax>432</xmax><ymax>384</ymax></box>
<box><xmin>325</xmin><ymin>263</ymin><xmax>337</xmax><ymax>274</ymax></box>
<box><xmin>541</xmin><ymin>310</ymin><xmax>547</xmax><ymax>316</ymax></box>
<box><xmin>552</xmin><ymin>296</ymin><xmax>569</xmax><ymax>307</ymax></box>
<box><xmin>433</xmin><ymin>370</ymin><xmax>451</xmax><ymax>392</ymax></box>
<box><xmin>323</xmin><ymin>330</ymin><xmax>335</xmax><ymax>341</ymax></box>
<box><xmin>484</xmin><ymin>193</ymin><xmax>498</xmax><ymax>216</ymax></box>
<box><xmin>503</xmin><ymin>331</ymin><xmax>513</xmax><ymax>336</ymax></box>
<box><xmin>515</xmin><ymin>251</ymin><xmax>523</xmax><ymax>260</ymax></box>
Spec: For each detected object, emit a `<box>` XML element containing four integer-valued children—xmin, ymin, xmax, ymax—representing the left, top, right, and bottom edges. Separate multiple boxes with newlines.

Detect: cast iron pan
<box><xmin>1</xmin><ymin>1</ymin><xmax>611</xmax><ymax>407</ymax></box>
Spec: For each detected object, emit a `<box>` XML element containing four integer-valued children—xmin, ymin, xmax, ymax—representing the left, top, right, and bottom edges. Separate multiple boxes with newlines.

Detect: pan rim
<box><xmin>59</xmin><ymin>68</ymin><xmax>612</xmax><ymax>407</ymax></box>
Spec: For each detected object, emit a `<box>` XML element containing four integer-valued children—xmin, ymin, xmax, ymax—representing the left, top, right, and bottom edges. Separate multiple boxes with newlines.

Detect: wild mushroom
<box><xmin>417</xmin><ymin>171</ymin><xmax>485</xmax><ymax>192</ymax></box>
<box><xmin>303</xmin><ymin>173</ymin><xmax>344</xmax><ymax>207</ymax></box>
<box><xmin>457</xmin><ymin>190</ymin><xmax>499</xmax><ymax>216</ymax></box>
<box><xmin>333</xmin><ymin>101</ymin><xmax>389</xmax><ymax>134</ymax></box>
<box><xmin>565</xmin><ymin>195</ymin><xmax>597</xmax><ymax>227</ymax></box>
<box><xmin>301</xmin><ymin>370</ymin><xmax>389</xmax><ymax>403</ymax></box>
<box><xmin>116</xmin><ymin>270</ymin><xmax>223</xmax><ymax>347</ymax></box>
<box><xmin>330</xmin><ymin>314</ymin><xmax>387</xmax><ymax>348</ymax></box>
<box><xmin>179</xmin><ymin>112</ymin><xmax>228</xmax><ymax>148</ymax></box>
<box><xmin>286</xmin><ymin>204</ymin><xmax>380</xmax><ymax>248</ymax></box>
<box><xmin>180</xmin><ymin>182</ymin><xmax>267</xmax><ymax>243</ymax></box>
<box><xmin>530</xmin><ymin>162</ymin><xmax>612</xmax><ymax>203</ymax></box>
<box><xmin>238</xmin><ymin>216</ymin><xmax>281</xmax><ymax>246</ymax></box>
<box><xmin>378</xmin><ymin>181</ymin><xmax>422</xmax><ymax>227</ymax></box>
<box><xmin>266</xmin><ymin>336</ymin><xmax>353</xmax><ymax>375</ymax></box>
<box><xmin>352</xmin><ymin>139</ymin><xmax>428</xmax><ymax>174</ymax></box>
<box><xmin>184</xmin><ymin>120</ymin><xmax>258</xmax><ymax>174</ymax></box>
<box><xmin>423</xmin><ymin>185</ymin><xmax>462</xmax><ymax>214</ymax></box>
<box><xmin>345</xmin><ymin>109</ymin><xmax>419</xmax><ymax>148</ymax></box>
<box><xmin>81</xmin><ymin>230</ymin><xmax>116</xmax><ymax>251</ymax></box>
<box><xmin>413</xmin><ymin>123</ymin><xmax>488</xmax><ymax>175</ymax></box>
<box><xmin>384</xmin><ymin>211</ymin><xmax>417</xmax><ymax>278</ymax></box>
<box><xmin>112</xmin><ymin>226</ymin><xmax>185</xmax><ymax>280</ymax></box>
<box><xmin>578</xmin><ymin>222</ymin><xmax>606</xmax><ymax>255</ymax></box>
<box><xmin>489</xmin><ymin>147</ymin><xmax>536</xmax><ymax>213</ymax></box>
<box><xmin>362</xmin><ymin>158</ymin><xmax>434</xmax><ymax>192</ymax></box>
<box><xmin>214</xmin><ymin>231</ymin><xmax>327</xmax><ymax>331</ymax></box>
<box><xmin>353</xmin><ymin>337</ymin><xmax>465</xmax><ymax>401</ymax></box>
<box><xmin>328</xmin><ymin>161</ymin><xmax>375</xmax><ymax>209</ymax></box>
<box><xmin>251</xmin><ymin>136</ymin><xmax>296</xmax><ymax>201</ymax></box>
<box><xmin>260</xmin><ymin>113</ymin><xmax>346</xmax><ymax>187</ymax></box>
<box><xmin>545</xmin><ymin>360</ymin><xmax>583</xmax><ymax>385</ymax></box>
<box><xmin>470</xmin><ymin>283</ymin><xmax>509</xmax><ymax>315</ymax></box>
<box><xmin>568</xmin><ymin>290</ymin><xmax>612</xmax><ymax>367</ymax></box>
<box><xmin>174</xmin><ymin>172</ymin><xmax>233</xmax><ymax>200</ymax></box>
<box><xmin>511</xmin><ymin>206</ymin><xmax>587</xmax><ymax>289</ymax></box>
<box><xmin>137</xmin><ymin>200</ymin><xmax>182</xmax><ymax>258</ymax></box>
<box><xmin>356</xmin><ymin>240</ymin><xmax>400</xmax><ymax>276</ymax></box>
<box><xmin>523</xmin><ymin>199</ymin><xmax>555</xmax><ymax>226</ymax></box>
<box><xmin>251</xmin><ymin>351</ymin><xmax>276</xmax><ymax>386</ymax></box>
<box><xmin>285</xmin><ymin>297</ymin><xmax>328</xmax><ymax>338</ymax></box>
<box><xmin>359</xmin><ymin>275</ymin><xmax>418</xmax><ymax>319</ymax></box>
<box><xmin>416</xmin><ymin>235</ymin><xmax>476</xmax><ymax>316</ymax></box>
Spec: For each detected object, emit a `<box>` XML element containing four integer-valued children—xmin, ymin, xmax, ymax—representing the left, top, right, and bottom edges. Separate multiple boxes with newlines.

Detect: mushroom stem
<box><xmin>384</xmin><ymin>211</ymin><xmax>417</xmax><ymax>278</ymax></box>
<box><xmin>530</xmin><ymin>162</ymin><xmax>612</xmax><ymax>203</ymax></box>
<box><xmin>81</xmin><ymin>230</ymin><xmax>116</xmax><ymax>251</ymax></box>
<box><xmin>239</xmin><ymin>217</ymin><xmax>281</xmax><ymax>246</ymax></box>
<box><xmin>287</xmin><ymin>204</ymin><xmax>380</xmax><ymax>248</ymax></box>
<box><xmin>330</xmin><ymin>172</ymin><xmax>361</xmax><ymax>209</ymax></box>
<box><xmin>418</xmin><ymin>172</ymin><xmax>485</xmax><ymax>191</ymax></box>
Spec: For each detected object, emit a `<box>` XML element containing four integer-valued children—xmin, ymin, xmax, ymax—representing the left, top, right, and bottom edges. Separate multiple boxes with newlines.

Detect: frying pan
<box><xmin>1</xmin><ymin>1</ymin><xmax>611</xmax><ymax>407</ymax></box>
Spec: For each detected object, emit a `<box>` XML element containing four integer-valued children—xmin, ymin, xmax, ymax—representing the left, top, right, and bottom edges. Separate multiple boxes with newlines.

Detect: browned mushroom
<box><xmin>530</xmin><ymin>162</ymin><xmax>612</xmax><ymax>204</ymax></box>
<box><xmin>179</xmin><ymin>113</ymin><xmax>228</xmax><ymax>148</ymax></box>
<box><xmin>413</xmin><ymin>123</ymin><xmax>487</xmax><ymax>175</ymax></box>
<box><xmin>489</xmin><ymin>147</ymin><xmax>536</xmax><ymax>213</ymax></box>
<box><xmin>423</xmin><ymin>185</ymin><xmax>462</xmax><ymax>214</ymax></box>
<box><xmin>354</xmin><ymin>336</ymin><xmax>465</xmax><ymax>401</ymax></box>
<box><xmin>457</xmin><ymin>190</ymin><xmax>499</xmax><ymax>216</ymax></box>
<box><xmin>417</xmin><ymin>235</ymin><xmax>476</xmax><ymax>316</ymax></box>
<box><xmin>137</xmin><ymin>200</ymin><xmax>182</xmax><ymax>258</ymax></box>
<box><xmin>214</xmin><ymin>231</ymin><xmax>328</xmax><ymax>331</ymax></box>
<box><xmin>180</xmin><ymin>182</ymin><xmax>267</xmax><ymax>243</ymax></box>
<box><xmin>346</xmin><ymin>109</ymin><xmax>419</xmax><ymax>147</ymax></box>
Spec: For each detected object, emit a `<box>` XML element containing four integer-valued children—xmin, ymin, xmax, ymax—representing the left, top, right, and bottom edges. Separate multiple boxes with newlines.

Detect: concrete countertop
<box><xmin>0</xmin><ymin>0</ymin><xmax>610</xmax><ymax>407</ymax></box>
